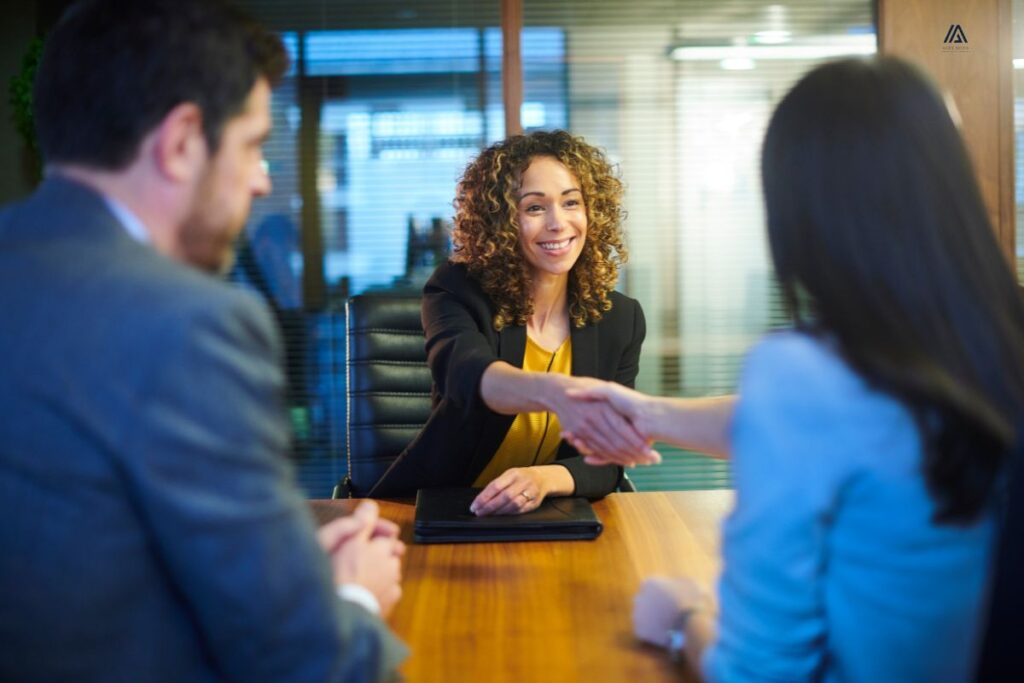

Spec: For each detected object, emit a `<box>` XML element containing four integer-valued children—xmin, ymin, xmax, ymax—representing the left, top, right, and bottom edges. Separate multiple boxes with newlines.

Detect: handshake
<box><xmin>551</xmin><ymin>376</ymin><xmax>734</xmax><ymax>468</ymax></box>
<box><xmin>552</xmin><ymin>377</ymin><xmax>666</xmax><ymax>468</ymax></box>
<box><xmin>473</xmin><ymin>360</ymin><xmax>732</xmax><ymax>516</ymax></box>
<box><xmin>481</xmin><ymin>358</ymin><xmax>733</xmax><ymax>474</ymax></box>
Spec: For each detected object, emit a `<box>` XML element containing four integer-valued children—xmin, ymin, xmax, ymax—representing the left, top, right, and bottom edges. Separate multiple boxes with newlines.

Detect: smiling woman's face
<box><xmin>515</xmin><ymin>155</ymin><xmax>588</xmax><ymax>284</ymax></box>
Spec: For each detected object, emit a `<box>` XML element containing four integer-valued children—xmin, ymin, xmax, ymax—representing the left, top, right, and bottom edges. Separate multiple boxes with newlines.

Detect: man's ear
<box><xmin>151</xmin><ymin>102</ymin><xmax>207</xmax><ymax>183</ymax></box>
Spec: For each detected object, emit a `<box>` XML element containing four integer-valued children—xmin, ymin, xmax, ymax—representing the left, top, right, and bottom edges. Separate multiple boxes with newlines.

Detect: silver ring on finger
<box><xmin>520</xmin><ymin>491</ymin><xmax>534</xmax><ymax>502</ymax></box>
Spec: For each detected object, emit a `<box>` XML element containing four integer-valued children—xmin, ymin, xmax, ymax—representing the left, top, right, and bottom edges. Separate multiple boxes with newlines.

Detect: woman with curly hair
<box><xmin>369</xmin><ymin>130</ymin><xmax>657</xmax><ymax>514</ymax></box>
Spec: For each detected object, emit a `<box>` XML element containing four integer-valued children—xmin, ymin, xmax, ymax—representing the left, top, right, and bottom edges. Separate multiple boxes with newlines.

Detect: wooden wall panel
<box><xmin>879</xmin><ymin>0</ymin><xmax>1014</xmax><ymax>259</ymax></box>
<box><xmin>501</xmin><ymin>0</ymin><xmax>523</xmax><ymax>136</ymax></box>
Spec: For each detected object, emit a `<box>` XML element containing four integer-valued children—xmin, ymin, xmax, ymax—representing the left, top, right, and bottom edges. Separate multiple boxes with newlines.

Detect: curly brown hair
<box><xmin>450</xmin><ymin>130</ymin><xmax>627</xmax><ymax>330</ymax></box>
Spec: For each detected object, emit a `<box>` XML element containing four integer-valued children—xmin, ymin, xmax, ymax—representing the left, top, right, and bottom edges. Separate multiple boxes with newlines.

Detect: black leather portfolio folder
<box><xmin>414</xmin><ymin>487</ymin><xmax>604</xmax><ymax>544</ymax></box>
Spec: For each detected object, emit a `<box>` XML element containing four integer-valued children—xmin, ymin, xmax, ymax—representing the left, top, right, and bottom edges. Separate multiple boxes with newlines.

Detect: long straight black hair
<box><xmin>762</xmin><ymin>57</ymin><xmax>1024</xmax><ymax>523</ymax></box>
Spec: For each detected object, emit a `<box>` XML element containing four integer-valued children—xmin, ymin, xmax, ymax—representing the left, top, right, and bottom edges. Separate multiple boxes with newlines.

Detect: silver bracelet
<box><xmin>665</xmin><ymin>609</ymin><xmax>693</xmax><ymax>663</ymax></box>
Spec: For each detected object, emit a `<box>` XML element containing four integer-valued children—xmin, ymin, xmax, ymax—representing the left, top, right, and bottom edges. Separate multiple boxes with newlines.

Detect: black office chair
<box><xmin>332</xmin><ymin>294</ymin><xmax>433</xmax><ymax>498</ymax></box>
<box><xmin>330</xmin><ymin>293</ymin><xmax>638</xmax><ymax>497</ymax></box>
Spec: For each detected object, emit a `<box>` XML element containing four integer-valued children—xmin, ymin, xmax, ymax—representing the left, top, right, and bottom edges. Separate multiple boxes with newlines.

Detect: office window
<box><xmin>236</xmin><ymin>4</ymin><xmax>509</xmax><ymax>494</ymax></box>
<box><xmin>522</xmin><ymin>0</ymin><xmax>875</xmax><ymax>489</ymax></box>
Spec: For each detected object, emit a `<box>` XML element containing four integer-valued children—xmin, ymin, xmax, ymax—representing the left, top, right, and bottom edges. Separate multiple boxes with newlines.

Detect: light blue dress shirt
<box><xmin>704</xmin><ymin>332</ymin><xmax>995</xmax><ymax>683</ymax></box>
<box><xmin>102</xmin><ymin>195</ymin><xmax>150</xmax><ymax>244</ymax></box>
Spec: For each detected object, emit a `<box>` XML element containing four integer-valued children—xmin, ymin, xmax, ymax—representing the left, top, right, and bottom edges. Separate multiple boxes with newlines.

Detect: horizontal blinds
<box><xmin>524</xmin><ymin>0</ymin><xmax>875</xmax><ymax>491</ymax></box>
<box><xmin>238</xmin><ymin>1</ymin><xmax>503</xmax><ymax>496</ymax></box>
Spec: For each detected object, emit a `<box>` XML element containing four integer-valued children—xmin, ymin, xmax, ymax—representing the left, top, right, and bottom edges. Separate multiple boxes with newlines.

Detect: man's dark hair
<box><xmin>34</xmin><ymin>0</ymin><xmax>288</xmax><ymax>169</ymax></box>
<box><xmin>762</xmin><ymin>56</ymin><xmax>1024</xmax><ymax>523</ymax></box>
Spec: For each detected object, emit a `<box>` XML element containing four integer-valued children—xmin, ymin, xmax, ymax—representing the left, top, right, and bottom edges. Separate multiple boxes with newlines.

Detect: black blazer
<box><xmin>370</xmin><ymin>261</ymin><xmax>646</xmax><ymax>498</ymax></box>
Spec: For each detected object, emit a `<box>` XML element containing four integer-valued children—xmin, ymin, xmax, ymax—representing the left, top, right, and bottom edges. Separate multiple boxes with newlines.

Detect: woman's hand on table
<box><xmin>633</xmin><ymin>576</ymin><xmax>710</xmax><ymax>647</ymax></box>
<box><xmin>470</xmin><ymin>465</ymin><xmax>573</xmax><ymax>516</ymax></box>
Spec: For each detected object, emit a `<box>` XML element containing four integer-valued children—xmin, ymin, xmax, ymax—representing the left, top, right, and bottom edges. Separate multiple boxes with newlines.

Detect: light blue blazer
<box><xmin>705</xmin><ymin>332</ymin><xmax>995</xmax><ymax>683</ymax></box>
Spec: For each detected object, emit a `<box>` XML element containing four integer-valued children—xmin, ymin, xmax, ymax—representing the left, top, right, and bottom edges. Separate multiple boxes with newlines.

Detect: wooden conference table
<box><xmin>311</xmin><ymin>490</ymin><xmax>734</xmax><ymax>683</ymax></box>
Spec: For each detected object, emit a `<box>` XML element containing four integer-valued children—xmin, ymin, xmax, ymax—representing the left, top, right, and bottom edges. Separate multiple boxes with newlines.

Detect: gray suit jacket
<box><xmin>0</xmin><ymin>177</ymin><xmax>406</xmax><ymax>682</ymax></box>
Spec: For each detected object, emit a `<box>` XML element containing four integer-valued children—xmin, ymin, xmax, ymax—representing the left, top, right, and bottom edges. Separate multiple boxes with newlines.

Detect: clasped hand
<box><xmin>317</xmin><ymin>500</ymin><xmax>405</xmax><ymax>616</ymax></box>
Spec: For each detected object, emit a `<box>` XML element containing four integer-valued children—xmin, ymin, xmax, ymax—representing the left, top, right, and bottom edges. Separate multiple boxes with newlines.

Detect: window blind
<box><xmin>520</xmin><ymin>0</ymin><xmax>875</xmax><ymax>490</ymax></box>
<box><xmin>239</xmin><ymin>1</ymin><xmax>506</xmax><ymax>495</ymax></box>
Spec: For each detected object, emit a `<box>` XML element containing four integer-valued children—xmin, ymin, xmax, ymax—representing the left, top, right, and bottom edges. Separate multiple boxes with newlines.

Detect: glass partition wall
<box><xmin>237</xmin><ymin>0</ymin><xmax>876</xmax><ymax>496</ymax></box>
<box><xmin>525</xmin><ymin>1</ymin><xmax>875</xmax><ymax>488</ymax></box>
<box><xmin>1015</xmin><ymin>0</ymin><xmax>1024</xmax><ymax>282</ymax></box>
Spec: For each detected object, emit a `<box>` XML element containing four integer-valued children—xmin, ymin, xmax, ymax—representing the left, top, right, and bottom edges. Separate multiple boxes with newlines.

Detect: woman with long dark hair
<box><xmin>570</xmin><ymin>57</ymin><xmax>1024</xmax><ymax>681</ymax></box>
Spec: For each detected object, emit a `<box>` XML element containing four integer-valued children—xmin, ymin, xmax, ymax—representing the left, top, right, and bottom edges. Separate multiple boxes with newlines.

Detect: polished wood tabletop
<box><xmin>311</xmin><ymin>490</ymin><xmax>734</xmax><ymax>683</ymax></box>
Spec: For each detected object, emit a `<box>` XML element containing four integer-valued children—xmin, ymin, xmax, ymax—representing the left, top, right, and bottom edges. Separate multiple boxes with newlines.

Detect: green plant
<box><xmin>9</xmin><ymin>36</ymin><xmax>45</xmax><ymax>180</ymax></box>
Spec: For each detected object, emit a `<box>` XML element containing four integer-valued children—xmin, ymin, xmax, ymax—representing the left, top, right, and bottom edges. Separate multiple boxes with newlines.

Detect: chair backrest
<box><xmin>340</xmin><ymin>294</ymin><xmax>433</xmax><ymax>497</ymax></box>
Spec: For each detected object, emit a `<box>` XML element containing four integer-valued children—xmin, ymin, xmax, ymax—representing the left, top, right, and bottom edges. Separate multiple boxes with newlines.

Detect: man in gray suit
<box><xmin>0</xmin><ymin>1</ymin><xmax>407</xmax><ymax>680</ymax></box>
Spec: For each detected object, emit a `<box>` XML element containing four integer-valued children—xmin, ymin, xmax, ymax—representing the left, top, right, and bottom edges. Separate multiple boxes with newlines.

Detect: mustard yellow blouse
<box><xmin>472</xmin><ymin>335</ymin><xmax>572</xmax><ymax>487</ymax></box>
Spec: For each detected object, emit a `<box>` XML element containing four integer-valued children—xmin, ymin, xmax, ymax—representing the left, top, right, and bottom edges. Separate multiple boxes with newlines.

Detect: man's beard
<box><xmin>179</xmin><ymin>216</ymin><xmax>239</xmax><ymax>274</ymax></box>
<box><xmin>178</xmin><ymin>175</ymin><xmax>244</xmax><ymax>274</ymax></box>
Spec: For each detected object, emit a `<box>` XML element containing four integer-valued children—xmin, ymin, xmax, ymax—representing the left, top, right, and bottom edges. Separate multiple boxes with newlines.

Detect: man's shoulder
<box><xmin>134</xmin><ymin>251</ymin><xmax>261</xmax><ymax>310</ymax></box>
<box><xmin>0</xmin><ymin>175</ymin><xmax>113</xmax><ymax>240</ymax></box>
<box><xmin>123</xmin><ymin>256</ymin><xmax>275</xmax><ymax>343</ymax></box>
<box><xmin>45</xmin><ymin>235</ymin><xmax>279</xmax><ymax>373</ymax></box>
